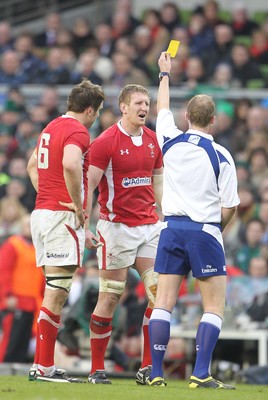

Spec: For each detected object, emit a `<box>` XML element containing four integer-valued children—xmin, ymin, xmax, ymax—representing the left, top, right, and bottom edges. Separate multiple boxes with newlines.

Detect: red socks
<box><xmin>90</xmin><ymin>314</ymin><xmax>112</xmax><ymax>374</ymax></box>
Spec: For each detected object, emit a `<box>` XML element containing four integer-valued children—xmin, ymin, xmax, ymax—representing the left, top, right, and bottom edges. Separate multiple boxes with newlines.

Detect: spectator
<box><xmin>228</xmin><ymin>44</ymin><xmax>263</xmax><ymax>87</ymax></box>
<box><xmin>237</xmin><ymin>182</ymin><xmax>258</xmax><ymax>225</ymax></box>
<box><xmin>0</xmin><ymin>213</ymin><xmax>45</xmax><ymax>363</ymax></box>
<box><xmin>0</xmin><ymin>50</ymin><xmax>28</xmax><ymax>86</ymax></box>
<box><xmin>203</xmin><ymin>0</ymin><xmax>225</xmax><ymax>28</ymax></box>
<box><xmin>248</xmin><ymin>147</ymin><xmax>268</xmax><ymax>190</ymax></box>
<box><xmin>188</xmin><ymin>12</ymin><xmax>214</xmax><ymax>57</ymax></box>
<box><xmin>235</xmin><ymin>218</ymin><xmax>265</xmax><ymax>273</ymax></box>
<box><xmin>0</xmin><ymin>21</ymin><xmax>14</xmax><ymax>55</ymax></box>
<box><xmin>71</xmin><ymin>51</ymin><xmax>103</xmax><ymax>86</ymax></box>
<box><xmin>39</xmin><ymin>46</ymin><xmax>71</xmax><ymax>85</ymax></box>
<box><xmin>13</xmin><ymin>32</ymin><xmax>47</xmax><ymax>84</ymax></box>
<box><xmin>202</xmin><ymin>24</ymin><xmax>234</xmax><ymax>76</ymax></box>
<box><xmin>181</xmin><ymin>56</ymin><xmax>206</xmax><ymax>89</ymax></box>
<box><xmin>250</xmin><ymin>29</ymin><xmax>268</xmax><ymax>64</ymax></box>
<box><xmin>72</xmin><ymin>17</ymin><xmax>94</xmax><ymax>55</ymax></box>
<box><xmin>14</xmin><ymin>118</ymin><xmax>38</xmax><ymax>158</ymax></box>
<box><xmin>39</xmin><ymin>86</ymin><xmax>61</xmax><ymax>121</ymax></box>
<box><xmin>231</xmin><ymin>98</ymin><xmax>253</xmax><ymax>153</ymax></box>
<box><xmin>230</xmin><ymin>2</ymin><xmax>259</xmax><ymax>37</ymax></box>
<box><xmin>109</xmin><ymin>0</ymin><xmax>140</xmax><ymax>38</ymax></box>
<box><xmin>160</xmin><ymin>2</ymin><xmax>181</xmax><ymax>33</ymax></box>
<box><xmin>34</xmin><ymin>12</ymin><xmax>63</xmax><ymax>49</ymax></box>
<box><xmin>258</xmin><ymin>201</ymin><xmax>268</xmax><ymax>244</ymax></box>
<box><xmin>212</xmin><ymin>100</ymin><xmax>235</xmax><ymax>151</ymax></box>
<box><xmin>246</xmin><ymin>106</ymin><xmax>268</xmax><ymax>137</ymax></box>
<box><xmin>0</xmin><ymin>196</ymin><xmax>27</xmax><ymax>245</ymax></box>
<box><xmin>108</xmin><ymin>52</ymin><xmax>150</xmax><ymax>88</ymax></box>
<box><xmin>210</xmin><ymin>63</ymin><xmax>235</xmax><ymax>90</ymax></box>
<box><xmin>94</xmin><ymin>23</ymin><xmax>115</xmax><ymax>58</ymax></box>
<box><xmin>142</xmin><ymin>8</ymin><xmax>170</xmax><ymax>64</ymax></box>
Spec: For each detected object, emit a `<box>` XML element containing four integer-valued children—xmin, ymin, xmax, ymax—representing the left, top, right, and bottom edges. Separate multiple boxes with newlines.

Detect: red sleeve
<box><xmin>0</xmin><ymin>241</ymin><xmax>17</xmax><ymax>299</ymax></box>
<box><xmin>89</xmin><ymin>136</ymin><xmax>113</xmax><ymax>171</ymax></box>
<box><xmin>64</xmin><ymin>129</ymin><xmax>90</xmax><ymax>153</ymax></box>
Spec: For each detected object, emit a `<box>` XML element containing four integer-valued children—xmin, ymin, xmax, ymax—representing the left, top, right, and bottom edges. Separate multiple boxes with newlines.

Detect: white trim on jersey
<box><xmin>104</xmin><ymin>159</ymin><xmax>116</xmax><ymax>221</ymax></box>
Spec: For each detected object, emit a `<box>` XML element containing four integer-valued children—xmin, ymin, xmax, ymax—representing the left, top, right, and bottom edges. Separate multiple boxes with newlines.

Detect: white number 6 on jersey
<box><xmin>37</xmin><ymin>132</ymin><xmax>50</xmax><ymax>169</ymax></box>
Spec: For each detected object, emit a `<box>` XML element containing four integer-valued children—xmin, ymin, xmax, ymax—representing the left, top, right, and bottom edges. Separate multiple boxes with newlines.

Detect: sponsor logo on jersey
<box><xmin>120</xmin><ymin>149</ymin><xmax>129</xmax><ymax>155</ymax></box>
<box><xmin>201</xmin><ymin>264</ymin><xmax>218</xmax><ymax>273</ymax></box>
<box><xmin>154</xmin><ymin>344</ymin><xmax>167</xmax><ymax>351</ymax></box>
<box><xmin>122</xmin><ymin>177</ymin><xmax>151</xmax><ymax>187</ymax></box>
<box><xmin>46</xmin><ymin>252</ymin><xmax>69</xmax><ymax>259</ymax></box>
<box><xmin>188</xmin><ymin>135</ymin><xmax>201</xmax><ymax>145</ymax></box>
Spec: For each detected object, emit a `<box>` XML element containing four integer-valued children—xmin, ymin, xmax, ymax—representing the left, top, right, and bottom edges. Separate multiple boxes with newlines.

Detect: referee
<box><xmin>148</xmin><ymin>51</ymin><xmax>240</xmax><ymax>389</ymax></box>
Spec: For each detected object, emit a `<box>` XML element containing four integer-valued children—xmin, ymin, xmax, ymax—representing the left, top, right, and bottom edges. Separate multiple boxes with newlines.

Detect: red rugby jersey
<box><xmin>90</xmin><ymin>122</ymin><xmax>163</xmax><ymax>226</ymax></box>
<box><xmin>35</xmin><ymin>115</ymin><xmax>90</xmax><ymax>211</ymax></box>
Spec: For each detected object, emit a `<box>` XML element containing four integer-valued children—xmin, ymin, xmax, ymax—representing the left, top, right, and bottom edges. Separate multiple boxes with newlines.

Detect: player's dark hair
<box><xmin>118</xmin><ymin>84</ymin><xmax>151</xmax><ymax>106</ymax></box>
<box><xmin>67</xmin><ymin>79</ymin><xmax>105</xmax><ymax>113</ymax></box>
<box><xmin>187</xmin><ymin>94</ymin><xmax>215</xmax><ymax>127</ymax></box>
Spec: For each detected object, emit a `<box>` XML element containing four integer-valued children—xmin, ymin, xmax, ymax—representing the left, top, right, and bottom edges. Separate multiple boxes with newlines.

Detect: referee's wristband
<box><xmin>159</xmin><ymin>72</ymin><xmax>170</xmax><ymax>81</ymax></box>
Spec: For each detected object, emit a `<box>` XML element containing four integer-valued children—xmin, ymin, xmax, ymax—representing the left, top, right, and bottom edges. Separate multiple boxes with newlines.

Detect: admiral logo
<box><xmin>122</xmin><ymin>177</ymin><xmax>151</xmax><ymax>187</ymax></box>
<box><xmin>46</xmin><ymin>252</ymin><xmax>69</xmax><ymax>259</ymax></box>
<box><xmin>188</xmin><ymin>135</ymin><xmax>201</xmax><ymax>145</ymax></box>
<box><xmin>154</xmin><ymin>344</ymin><xmax>167</xmax><ymax>351</ymax></box>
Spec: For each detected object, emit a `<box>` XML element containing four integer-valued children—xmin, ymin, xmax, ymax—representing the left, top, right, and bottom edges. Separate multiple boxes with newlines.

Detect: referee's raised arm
<box><xmin>157</xmin><ymin>52</ymin><xmax>171</xmax><ymax>112</ymax></box>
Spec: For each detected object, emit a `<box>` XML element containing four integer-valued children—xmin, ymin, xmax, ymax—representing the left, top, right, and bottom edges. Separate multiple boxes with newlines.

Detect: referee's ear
<box><xmin>210</xmin><ymin>115</ymin><xmax>216</xmax><ymax>126</ymax></box>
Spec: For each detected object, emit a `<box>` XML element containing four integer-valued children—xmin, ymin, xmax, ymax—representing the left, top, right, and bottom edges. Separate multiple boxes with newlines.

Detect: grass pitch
<box><xmin>0</xmin><ymin>376</ymin><xmax>268</xmax><ymax>400</ymax></box>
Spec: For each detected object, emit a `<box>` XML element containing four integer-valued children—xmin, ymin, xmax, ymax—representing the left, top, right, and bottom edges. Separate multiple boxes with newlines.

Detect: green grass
<box><xmin>0</xmin><ymin>377</ymin><xmax>268</xmax><ymax>400</ymax></box>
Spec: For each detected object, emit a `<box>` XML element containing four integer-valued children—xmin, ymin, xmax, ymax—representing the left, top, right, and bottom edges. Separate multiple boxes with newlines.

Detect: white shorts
<box><xmin>96</xmin><ymin>219</ymin><xmax>163</xmax><ymax>270</ymax></box>
<box><xmin>31</xmin><ymin>209</ymin><xmax>85</xmax><ymax>268</ymax></box>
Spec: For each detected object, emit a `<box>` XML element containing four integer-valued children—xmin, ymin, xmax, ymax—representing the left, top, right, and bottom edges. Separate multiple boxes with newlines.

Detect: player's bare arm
<box><xmin>27</xmin><ymin>149</ymin><xmax>38</xmax><ymax>192</ymax></box>
<box><xmin>152</xmin><ymin>167</ymin><xmax>163</xmax><ymax>209</ymax></box>
<box><xmin>157</xmin><ymin>52</ymin><xmax>171</xmax><ymax>113</ymax></box>
<box><xmin>221</xmin><ymin>206</ymin><xmax>238</xmax><ymax>231</ymax></box>
<box><xmin>62</xmin><ymin>144</ymin><xmax>84</xmax><ymax>228</ymax></box>
<box><xmin>85</xmin><ymin>165</ymin><xmax>105</xmax><ymax>249</ymax></box>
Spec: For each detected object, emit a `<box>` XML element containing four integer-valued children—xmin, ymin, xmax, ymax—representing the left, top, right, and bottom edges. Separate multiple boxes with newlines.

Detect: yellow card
<box><xmin>166</xmin><ymin>40</ymin><xmax>180</xmax><ymax>57</ymax></box>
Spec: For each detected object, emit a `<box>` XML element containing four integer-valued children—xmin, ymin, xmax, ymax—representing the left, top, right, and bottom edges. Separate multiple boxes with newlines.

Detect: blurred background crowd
<box><xmin>1</xmin><ymin>0</ymin><xmax>268</xmax><ymax>377</ymax></box>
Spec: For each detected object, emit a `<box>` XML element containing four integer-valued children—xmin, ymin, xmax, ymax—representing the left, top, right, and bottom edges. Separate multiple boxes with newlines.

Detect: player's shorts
<box><xmin>31</xmin><ymin>209</ymin><xmax>85</xmax><ymax>268</ymax></box>
<box><xmin>96</xmin><ymin>219</ymin><xmax>163</xmax><ymax>270</ymax></box>
<box><xmin>154</xmin><ymin>216</ymin><xmax>226</xmax><ymax>278</ymax></box>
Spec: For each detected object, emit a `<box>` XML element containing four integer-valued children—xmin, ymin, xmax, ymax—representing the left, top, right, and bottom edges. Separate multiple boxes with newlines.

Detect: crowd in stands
<box><xmin>1</xmin><ymin>0</ymin><xmax>268</xmax><ymax>369</ymax></box>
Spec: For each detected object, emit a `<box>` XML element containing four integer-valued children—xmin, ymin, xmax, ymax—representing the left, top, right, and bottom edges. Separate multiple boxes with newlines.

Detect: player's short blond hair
<box><xmin>118</xmin><ymin>84</ymin><xmax>151</xmax><ymax>106</ymax></box>
<box><xmin>187</xmin><ymin>94</ymin><xmax>215</xmax><ymax>128</ymax></box>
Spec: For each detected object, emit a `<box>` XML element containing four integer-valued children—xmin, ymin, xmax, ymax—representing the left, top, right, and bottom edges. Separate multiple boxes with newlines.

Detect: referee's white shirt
<box><xmin>156</xmin><ymin>108</ymin><xmax>240</xmax><ymax>223</ymax></box>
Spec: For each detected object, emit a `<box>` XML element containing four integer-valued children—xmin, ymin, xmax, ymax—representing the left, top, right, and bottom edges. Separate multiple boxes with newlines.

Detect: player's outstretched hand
<box><xmin>85</xmin><ymin>229</ymin><xmax>103</xmax><ymax>249</ymax></box>
<box><xmin>158</xmin><ymin>51</ymin><xmax>171</xmax><ymax>73</ymax></box>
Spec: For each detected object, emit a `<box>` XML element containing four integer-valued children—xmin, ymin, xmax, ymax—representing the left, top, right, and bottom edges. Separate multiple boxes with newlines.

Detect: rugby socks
<box><xmin>192</xmin><ymin>313</ymin><xmax>222</xmax><ymax>379</ymax></box>
<box><xmin>90</xmin><ymin>314</ymin><xmax>112</xmax><ymax>374</ymax></box>
<box><xmin>37</xmin><ymin>307</ymin><xmax>60</xmax><ymax>376</ymax></box>
<box><xmin>149</xmin><ymin>308</ymin><xmax>171</xmax><ymax>379</ymax></box>
<box><xmin>33</xmin><ymin>320</ymin><xmax>40</xmax><ymax>367</ymax></box>
<box><xmin>141</xmin><ymin>307</ymin><xmax>152</xmax><ymax>368</ymax></box>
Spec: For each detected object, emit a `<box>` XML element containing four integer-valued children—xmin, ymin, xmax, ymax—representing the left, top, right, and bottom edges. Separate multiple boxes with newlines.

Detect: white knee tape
<box><xmin>141</xmin><ymin>268</ymin><xmax>158</xmax><ymax>307</ymax></box>
<box><xmin>99</xmin><ymin>278</ymin><xmax>126</xmax><ymax>295</ymax></box>
<box><xmin>45</xmin><ymin>273</ymin><xmax>73</xmax><ymax>293</ymax></box>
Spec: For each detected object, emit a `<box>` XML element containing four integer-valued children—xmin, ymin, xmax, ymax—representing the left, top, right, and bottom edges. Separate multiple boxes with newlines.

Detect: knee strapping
<box><xmin>99</xmin><ymin>278</ymin><xmax>126</xmax><ymax>295</ymax></box>
<box><xmin>141</xmin><ymin>268</ymin><xmax>158</xmax><ymax>307</ymax></box>
<box><xmin>45</xmin><ymin>273</ymin><xmax>73</xmax><ymax>293</ymax></box>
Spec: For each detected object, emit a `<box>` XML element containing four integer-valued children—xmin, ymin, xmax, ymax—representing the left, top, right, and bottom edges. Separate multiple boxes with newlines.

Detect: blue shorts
<box><xmin>154</xmin><ymin>216</ymin><xmax>226</xmax><ymax>278</ymax></box>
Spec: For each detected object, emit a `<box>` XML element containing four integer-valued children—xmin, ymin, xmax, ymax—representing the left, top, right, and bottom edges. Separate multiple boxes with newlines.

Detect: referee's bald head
<box><xmin>187</xmin><ymin>94</ymin><xmax>215</xmax><ymax>128</ymax></box>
